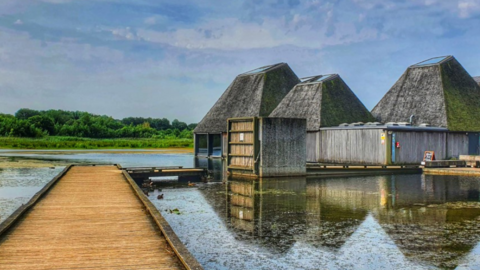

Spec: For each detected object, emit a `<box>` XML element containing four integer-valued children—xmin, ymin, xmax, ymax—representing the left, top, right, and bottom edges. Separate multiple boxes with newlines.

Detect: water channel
<box><xmin>1</xmin><ymin>151</ymin><xmax>480</xmax><ymax>269</ymax></box>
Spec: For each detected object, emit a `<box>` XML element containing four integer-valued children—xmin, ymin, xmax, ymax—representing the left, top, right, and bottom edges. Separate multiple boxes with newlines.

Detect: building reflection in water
<box><xmin>221</xmin><ymin>173</ymin><xmax>480</xmax><ymax>268</ymax></box>
<box><xmin>192</xmin><ymin>157</ymin><xmax>480</xmax><ymax>268</ymax></box>
<box><xmin>226</xmin><ymin>178</ymin><xmax>307</xmax><ymax>253</ymax></box>
<box><xmin>305</xmin><ymin>174</ymin><xmax>480</xmax><ymax>268</ymax></box>
<box><xmin>194</xmin><ymin>157</ymin><xmax>226</xmax><ymax>182</ymax></box>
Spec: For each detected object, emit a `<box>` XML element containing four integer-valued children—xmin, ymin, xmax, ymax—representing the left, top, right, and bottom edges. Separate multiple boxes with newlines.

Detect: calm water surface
<box><xmin>0</xmin><ymin>150</ymin><xmax>194</xmax><ymax>167</ymax></box>
<box><xmin>0</xmin><ymin>167</ymin><xmax>64</xmax><ymax>223</ymax></box>
<box><xmin>152</xmin><ymin>173</ymin><xmax>480</xmax><ymax>270</ymax></box>
<box><xmin>1</xmin><ymin>151</ymin><xmax>480</xmax><ymax>269</ymax></box>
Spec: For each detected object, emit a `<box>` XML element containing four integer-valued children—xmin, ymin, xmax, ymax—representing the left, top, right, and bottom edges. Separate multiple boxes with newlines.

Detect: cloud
<box><xmin>144</xmin><ymin>17</ymin><xmax>157</xmax><ymax>25</ymax></box>
<box><xmin>123</xmin><ymin>0</ymin><xmax>479</xmax><ymax>52</ymax></box>
<box><xmin>40</xmin><ymin>0</ymin><xmax>72</xmax><ymax>3</ymax></box>
<box><xmin>143</xmin><ymin>15</ymin><xmax>169</xmax><ymax>27</ymax></box>
<box><xmin>1</xmin><ymin>0</ymin><xmax>480</xmax><ymax>123</ymax></box>
<box><xmin>0</xmin><ymin>26</ymin><xmax>236</xmax><ymax>122</ymax></box>
<box><xmin>136</xmin><ymin>19</ymin><xmax>288</xmax><ymax>50</ymax></box>
<box><xmin>111</xmin><ymin>27</ymin><xmax>139</xmax><ymax>40</ymax></box>
<box><xmin>135</xmin><ymin>16</ymin><xmax>380</xmax><ymax>51</ymax></box>
<box><xmin>458</xmin><ymin>0</ymin><xmax>480</xmax><ymax>18</ymax></box>
<box><xmin>14</xmin><ymin>19</ymin><xmax>23</xmax><ymax>25</ymax></box>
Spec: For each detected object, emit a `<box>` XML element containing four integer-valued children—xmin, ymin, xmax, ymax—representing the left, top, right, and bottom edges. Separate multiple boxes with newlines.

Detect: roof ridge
<box><xmin>409</xmin><ymin>55</ymin><xmax>453</xmax><ymax>68</ymax></box>
<box><xmin>239</xmin><ymin>62</ymin><xmax>285</xmax><ymax>76</ymax></box>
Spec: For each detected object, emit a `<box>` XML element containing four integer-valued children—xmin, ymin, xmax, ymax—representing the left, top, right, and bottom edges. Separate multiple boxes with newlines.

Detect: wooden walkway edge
<box><xmin>0</xmin><ymin>165</ymin><xmax>73</xmax><ymax>237</ymax></box>
<box><xmin>423</xmin><ymin>167</ymin><xmax>480</xmax><ymax>176</ymax></box>
<box><xmin>119</xmin><ymin>165</ymin><xmax>203</xmax><ymax>270</ymax></box>
<box><xmin>0</xmin><ymin>165</ymin><xmax>203</xmax><ymax>270</ymax></box>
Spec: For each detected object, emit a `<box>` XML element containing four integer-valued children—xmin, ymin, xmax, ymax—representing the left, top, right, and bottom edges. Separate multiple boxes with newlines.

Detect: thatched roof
<box><xmin>194</xmin><ymin>63</ymin><xmax>299</xmax><ymax>133</ymax></box>
<box><xmin>269</xmin><ymin>74</ymin><xmax>375</xmax><ymax>131</ymax></box>
<box><xmin>372</xmin><ymin>56</ymin><xmax>480</xmax><ymax>131</ymax></box>
<box><xmin>474</xmin><ymin>76</ymin><xmax>480</xmax><ymax>86</ymax></box>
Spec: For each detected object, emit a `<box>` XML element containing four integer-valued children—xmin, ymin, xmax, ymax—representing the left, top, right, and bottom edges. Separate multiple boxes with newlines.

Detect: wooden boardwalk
<box><xmin>0</xmin><ymin>166</ymin><xmax>185</xmax><ymax>270</ymax></box>
<box><xmin>424</xmin><ymin>167</ymin><xmax>480</xmax><ymax>176</ymax></box>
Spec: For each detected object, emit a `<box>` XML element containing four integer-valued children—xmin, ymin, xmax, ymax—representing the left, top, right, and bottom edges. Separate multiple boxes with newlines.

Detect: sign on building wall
<box><xmin>423</xmin><ymin>151</ymin><xmax>435</xmax><ymax>161</ymax></box>
<box><xmin>381</xmin><ymin>133</ymin><xmax>385</xmax><ymax>144</ymax></box>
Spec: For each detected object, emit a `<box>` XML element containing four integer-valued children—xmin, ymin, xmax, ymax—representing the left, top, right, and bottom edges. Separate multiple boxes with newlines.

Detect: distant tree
<box><xmin>187</xmin><ymin>123</ymin><xmax>197</xmax><ymax>130</ymax></box>
<box><xmin>141</xmin><ymin>122</ymin><xmax>151</xmax><ymax>129</ymax></box>
<box><xmin>73</xmin><ymin>111</ymin><xmax>86</xmax><ymax>120</ymax></box>
<box><xmin>0</xmin><ymin>114</ymin><xmax>16</xmax><ymax>136</ymax></box>
<box><xmin>1</xmin><ymin>108</ymin><xmax>193</xmax><ymax>139</ymax></box>
<box><xmin>11</xmin><ymin>120</ymin><xmax>43</xmax><ymax>137</ymax></box>
<box><xmin>121</xmin><ymin>117</ymin><xmax>145</xmax><ymax>126</ymax></box>
<box><xmin>28</xmin><ymin>115</ymin><xmax>55</xmax><ymax>135</ymax></box>
<box><xmin>179</xmin><ymin>129</ymin><xmax>193</xmax><ymax>139</ymax></box>
<box><xmin>150</xmin><ymin>118</ymin><xmax>171</xmax><ymax>130</ymax></box>
<box><xmin>172</xmin><ymin>119</ymin><xmax>188</xmax><ymax>131</ymax></box>
<box><xmin>44</xmin><ymin>110</ymin><xmax>74</xmax><ymax>125</ymax></box>
<box><xmin>15</xmin><ymin>108</ymin><xmax>40</xmax><ymax>120</ymax></box>
<box><xmin>79</xmin><ymin>114</ymin><xmax>92</xmax><ymax>125</ymax></box>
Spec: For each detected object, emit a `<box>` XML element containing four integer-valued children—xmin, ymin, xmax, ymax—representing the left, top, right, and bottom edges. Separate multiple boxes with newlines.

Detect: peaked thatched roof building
<box><xmin>474</xmin><ymin>76</ymin><xmax>480</xmax><ymax>87</ymax></box>
<box><xmin>194</xmin><ymin>63</ymin><xmax>299</xmax><ymax>134</ymax></box>
<box><xmin>269</xmin><ymin>74</ymin><xmax>375</xmax><ymax>131</ymax></box>
<box><xmin>372</xmin><ymin>56</ymin><xmax>480</xmax><ymax>131</ymax></box>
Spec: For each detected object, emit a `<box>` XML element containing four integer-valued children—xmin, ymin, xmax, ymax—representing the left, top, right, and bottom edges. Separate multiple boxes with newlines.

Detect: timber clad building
<box><xmin>269</xmin><ymin>74</ymin><xmax>375</xmax><ymax>163</ymax></box>
<box><xmin>372</xmin><ymin>55</ymin><xmax>480</xmax><ymax>131</ymax></box>
<box><xmin>318</xmin><ymin>55</ymin><xmax>480</xmax><ymax>165</ymax></box>
<box><xmin>316</xmin><ymin>124</ymin><xmax>470</xmax><ymax>165</ymax></box>
<box><xmin>194</xmin><ymin>63</ymin><xmax>299</xmax><ymax>158</ymax></box>
<box><xmin>194</xmin><ymin>55</ymin><xmax>480</xmax><ymax>167</ymax></box>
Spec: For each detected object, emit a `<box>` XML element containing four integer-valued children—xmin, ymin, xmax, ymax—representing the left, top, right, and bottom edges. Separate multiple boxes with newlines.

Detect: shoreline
<box><xmin>0</xmin><ymin>148</ymin><xmax>194</xmax><ymax>168</ymax></box>
<box><xmin>0</xmin><ymin>148</ymin><xmax>193</xmax><ymax>154</ymax></box>
<box><xmin>0</xmin><ymin>157</ymin><xmax>63</xmax><ymax>168</ymax></box>
<box><xmin>0</xmin><ymin>137</ymin><xmax>193</xmax><ymax>149</ymax></box>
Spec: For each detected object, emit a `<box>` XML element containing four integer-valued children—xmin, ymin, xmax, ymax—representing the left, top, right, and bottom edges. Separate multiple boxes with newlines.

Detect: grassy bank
<box><xmin>0</xmin><ymin>136</ymin><xmax>193</xmax><ymax>149</ymax></box>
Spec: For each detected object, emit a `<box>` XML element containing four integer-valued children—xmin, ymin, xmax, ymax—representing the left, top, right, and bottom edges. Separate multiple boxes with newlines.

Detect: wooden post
<box><xmin>254</xmin><ymin>117</ymin><xmax>259</xmax><ymax>176</ymax></box>
<box><xmin>194</xmin><ymin>134</ymin><xmax>198</xmax><ymax>156</ymax></box>
<box><xmin>227</xmin><ymin>120</ymin><xmax>231</xmax><ymax>173</ymax></box>
<box><xmin>207</xmin><ymin>133</ymin><xmax>212</xmax><ymax>157</ymax></box>
<box><xmin>386</xmin><ymin>130</ymin><xmax>392</xmax><ymax>165</ymax></box>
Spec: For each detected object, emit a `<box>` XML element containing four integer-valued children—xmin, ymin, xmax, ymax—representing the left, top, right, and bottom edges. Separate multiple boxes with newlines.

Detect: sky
<box><xmin>0</xmin><ymin>0</ymin><xmax>480</xmax><ymax>124</ymax></box>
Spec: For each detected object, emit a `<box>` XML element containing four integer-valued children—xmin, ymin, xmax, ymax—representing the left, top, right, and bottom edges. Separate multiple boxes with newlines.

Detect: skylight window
<box><xmin>314</xmin><ymin>74</ymin><xmax>334</xmax><ymax>82</ymax></box>
<box><xmin>413</xmin><ymin>56</ymin><xmax>450</xmax><ymax>67</ymax></box>
<box><xmin>300</xmin><ymin>76</ymin><xmax>318</xmax><ymax>82</ymax></box>
<box><xmin>299</xmin><ymin>74</ymin><xmax>336</xmax><ymax>84</ymax></box>
<box><xmin>242</xmin><ymin>65</ymin><xmax>274</xmax><ymax>75</ymax></box>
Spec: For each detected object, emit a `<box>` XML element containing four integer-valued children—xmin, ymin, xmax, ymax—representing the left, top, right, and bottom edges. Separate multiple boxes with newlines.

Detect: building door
<box><xmin>468</xmin><ymin>133</ymin><xmax>479</xmax><ymax>155</ymax></box>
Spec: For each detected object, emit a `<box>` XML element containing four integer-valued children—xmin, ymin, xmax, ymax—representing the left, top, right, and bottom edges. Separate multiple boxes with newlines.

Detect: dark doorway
<box><xmin>210</xmin><ymin>134</ymin><xmax>222</xmax><ymax>157</ymax></box>
<box><xmin>196</xmin><ymin>134</ymin><xmax>208</xmax><ymax>156</ymax></box>
<box><xmin>468</xmin><ymin>133</ymin><xmax>479</xmax><ymax>155</ymax></box>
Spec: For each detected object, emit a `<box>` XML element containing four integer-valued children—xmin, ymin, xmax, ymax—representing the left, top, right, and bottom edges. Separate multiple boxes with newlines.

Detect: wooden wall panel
<box><xmin>318</xmin><ymin>129</ymin><xmax>386</xmax><ymax>165</ymax></box>
<box><xmin>231</xmin><ymin>121</ymin><xmax>253</xmax><ymax>131</ymax></box>
<box><xmin>306</xmin><ymin>132</ymin><xmax>318</xmax><ymax>162</ymax></box>
<box><xmin>222</xmin><ymin>132</ymin><xmax>228</xmax><ymax>157</ymax></box>
<box><xmin>230</xmin><ymin>132</ymin><xmax>254</xmax><ymax>143</ymax></box>
<box><xmin>230</xmin><ymin>145</ymin><xmax>254</xmax><ymax>156</ymax></box>
<box><xmin>446</xmin><ymin>133</ymin><xmax>469</xmax><ymax>158</ymax></box>
<box><xmin>260</xmin><ymin>118</ymin><xmax>306</xmax><ymax>176</ymax></box>
<box><xmin>394</xmin><ymin>132</ymin><xmax>446</xmax><ymax>164</ymax></box>
<box><xmin>230</xmin><ymin>156</ymin><xmax>254</xmax><ymax>167</ymax></box>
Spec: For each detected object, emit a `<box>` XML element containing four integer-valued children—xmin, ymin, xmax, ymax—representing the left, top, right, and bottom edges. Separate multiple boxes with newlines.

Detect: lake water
<box><xmin>0</xmin><ymin>167</ymin><xmax>64</xmax><ymax>223</ymax></box>
<box><xmin>1</xmin><ymin>151</ymin><xmax>480</xmax><ymax>270</ymax></box>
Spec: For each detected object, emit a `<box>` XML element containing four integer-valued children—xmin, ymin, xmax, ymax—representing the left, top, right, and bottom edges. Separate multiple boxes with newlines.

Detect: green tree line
<box><xmin>0</xmin><ymin>108</ymin><xmax>197</xmax><ymax>139</ymax></box>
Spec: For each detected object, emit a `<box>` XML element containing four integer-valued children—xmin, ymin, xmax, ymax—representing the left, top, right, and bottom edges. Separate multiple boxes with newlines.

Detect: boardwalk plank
<box><xmin>0</xmin><ymin>166</ymin><xmax>183</xmax><ymax>270</ymax></box>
